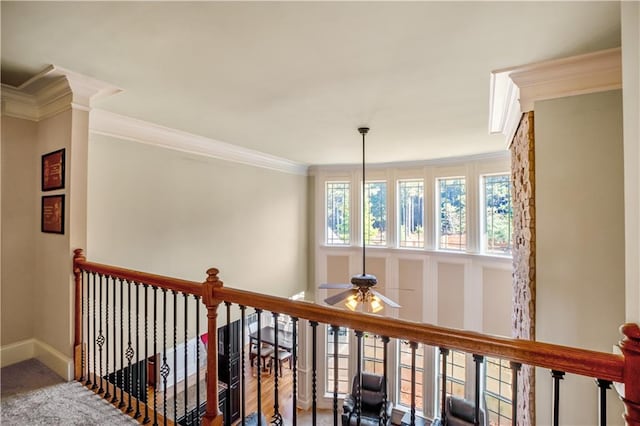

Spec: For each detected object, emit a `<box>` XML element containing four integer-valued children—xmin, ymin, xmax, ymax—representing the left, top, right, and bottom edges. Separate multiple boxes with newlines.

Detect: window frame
<box><xmin>362</xmin><ymin>180</ymin><xmax>388</xmax><ymax>247</ymax></box>
<box><xmin>436</xmin><ymin>176</ymin><xmax>467</xmax><ymax>251</ymax></box>
<box><xmin>481</xmin><ymin>173</ymin><xmax>513</xmax><ymax>256</ymax></box>
<box><xmin>325</xmin><ymin>180</ymin><xmax>351</xmax><ymax>246</ymax></box>
<box><xmin>397</xmin><ymin>179</ymin><xmax>425</xmax><ymax>249</ymax></box>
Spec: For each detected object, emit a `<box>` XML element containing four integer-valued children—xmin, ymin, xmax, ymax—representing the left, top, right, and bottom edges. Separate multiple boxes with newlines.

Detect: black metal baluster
<box><xmin>510</xmin><ymin>361</ymin><xmax>521</xmax><ymax>426</ymax></box>
<box><xmin>153</xmin><ymin>287</ymin><xmax>159</xmax><ymax>426</ymax></box>
<box><xmin>473</xmin><ymin>355</ymin><xmax>484</xmax><ymax>426</ymax></box>
<box><xmin>597</xmin><ymin>379</ymin><xmax>612</xmax><ymax>426</ymax></box>
<box><xmin>551</xmin><ymin>370</ymin><xmax>565</xmax><ymax>426</ymax></box>
<box><xmin>272</xmin><ymin>312</ymin><xmax>282</xmax><ymax>425</ymax></box>
<box><xmin>82</xmin><ymin>270</ymin><xmax>88</xmax><ymax>384</ymax></box>
<box><xmin>92</xmin><ymin>272</ymin><xmax>97</xmax><ymax>389</ymax></box>
<box><xmin>184</xmin><ymin>293</ymin><xmax>189</xmax><ymax>425</ymax></box>
<box><xmin>331</xmin><ymin>325</ymin><xmax>339</xmax><ymax>426</ymax></box>
<box><xmin>310</xmin><ymin>321</ymin><xmax>318</xmax><ymax>426</ymax></box>
<box><xmin>439</xmin><ymin>348</ymin><xmax>449</xmax><ymax>421</ymax></box>
<box><xmin>119</xmin><ymin>278</ymin><xmax>126</xmax><ymax>408</ymax></box>
<box><xmin>98</xmin><ymin>274</ymin><xmax>105</xmax><ymax>394</ymax></box>
<box><xmin>355</xmin><ymin>331</ymin><xmax>364</xmax><ymax>426</ymax></box>
<box><xmin>173</xmin><ymin>290</ymin><xmax>178</xmax><ymax>423</ymax></box>
<box><xmin>381</xmin><ymin>336</ymin><xmax>390</xmax><ymax>425</ymax></box>
<box><xmin>240</xmin><ymin>305</ymin><xmax>246</xmax><ymax>426</ymax></box>
<box><xmin>112</xmin><ymin>276</ymin><xmax>119</xmax><ymax>404</ymax></box>
<box><xmin>292</xmin><ymin>317</ymin><xmax>298</xmax><ymax>426</ymax></box>
<box><xmin>194</xmin><ymin>295</ymin><xmax>200</xmax><ymax>426</ymax></box>
<box><xmin>161</xmin><ymin>288</ymin><xmax>169</xmax><ymax>426</ymax></box>
<box><xmin>134</xmin><ymin>283</ymin><xmax>141</xmax><ymax>418</ymax></box>
<box><xmin>126</xmin><ymin>280</ymin><xmax>134</xmax><ymax>414</ymax></box>
<box><xmin>104</xmin><ymin>275</ymin><xmax>111</xmax><ymax>400</ymax></box>
<box><xmin>410</xmin><ymin>341</ymin><xmax>418</xmax><ymax>426</ymax></box>
<box><xmin>256</xmin><ymin>309</ymin><xmax>263</xmax><ymax>426</ymax></box>
<box><xmin>143</xmin><ymin>284</ymin><xmax>150</xmax><ymax>424</ymax></box>
<box><xmin>80</xmin><ymin>270</ymin><xmax>85</xmax><ymax>382</ymax></box>
<box><xmin>226</xmin><ymin>302</ymin><xmax>232</xmax><ymax>426</ymax></box>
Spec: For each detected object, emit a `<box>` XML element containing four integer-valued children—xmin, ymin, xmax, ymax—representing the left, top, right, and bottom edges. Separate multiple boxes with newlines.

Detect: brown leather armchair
<box><xmin>342</xmin><ymin>372</ymin><xmax>393</xmax><ymax>426</ymax></box>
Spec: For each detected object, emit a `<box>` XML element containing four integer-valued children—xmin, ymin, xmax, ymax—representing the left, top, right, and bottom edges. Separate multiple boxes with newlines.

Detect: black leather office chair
<box><xmin>432</xmin><ymin>395</ymin><xmax>485</xmax><ymax>426</ymax></box>
<box><xmin>342</xmin><ymin>372</ymin><xmax>393</xmax><ymax>426</ymax></box>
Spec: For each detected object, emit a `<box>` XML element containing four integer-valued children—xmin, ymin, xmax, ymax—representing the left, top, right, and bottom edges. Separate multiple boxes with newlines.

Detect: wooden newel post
<box><xmin>73</xmin><ymin>248</ymin><xmax>86</xmax><ymax>380</ymax></box>
<box><xmin>620</xmin><ymin>323</ymin><xmax>640</xmax><ymax>426</ymax></box>
<box><xmin>201</xmin><ymin>268</ymin><xmax>224</xmax><ymax>426</ymax></box>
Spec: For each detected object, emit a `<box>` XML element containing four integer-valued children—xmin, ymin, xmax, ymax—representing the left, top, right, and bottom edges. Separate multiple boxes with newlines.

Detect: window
<box><xmin>326</xmin><ymin>182</ymin><xmax>350</xmax><ymax>245</ymax></box>
<box><xmin>326</xmin><ymin>326</ymin><xmax>350</xmax><ymax>395</ymax></box>
<box><xmin>439</xmin><ymin>349</ymin><xmax>466</xmax><ymax>399</ymax></box>
<box><xmin>485</xmin><ymin>357</ymin><xmax>513</xmax><ymax>426</ymax></box>
<box><xmin>483</xmin><ymin>175</ymin><xmax>513</xmax><ymax>255</ymax></box>
<box><xmin>398</xmin><ymin>180</ymin><xmax>424</xmax><ymax>248</ymax></box>
<box><xmin>363</xmin><ymin>333</ymin><xmax>385</xmax><ymax>375</ymax></box>
<box><xmin>364</xmin><ymin>182</ymin><xmax>387</xmax><ymax>246</ymax></box>
<box><xmin>398</xmin><ymin>342</ymin><xmax>424</xmax><ymax>412</ymax></box>
<box><xmin>438</xmin><ymin>178</ymin><xmax>466</xmax><ymax>250</ymax></box>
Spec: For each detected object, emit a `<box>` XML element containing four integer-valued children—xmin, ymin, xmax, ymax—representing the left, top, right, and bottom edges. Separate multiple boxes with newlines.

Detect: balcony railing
<box><xmin>72</xmin><ymin>249</ymin><xmax>640</xmax><ymax>426</ymax></box>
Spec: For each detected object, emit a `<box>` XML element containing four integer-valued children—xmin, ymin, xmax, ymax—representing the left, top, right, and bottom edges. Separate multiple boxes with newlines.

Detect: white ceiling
<box><xmin>1</xmin><ymin>1</ymin><xmax>621</xmax><ymax>166</ymax></box>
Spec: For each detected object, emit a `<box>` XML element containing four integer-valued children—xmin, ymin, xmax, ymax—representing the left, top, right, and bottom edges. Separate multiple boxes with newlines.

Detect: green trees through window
<box><xmin>398</xmin><ymin>180</ymin><xmax>424</xmax><ymax>248</ymax></box>
<box><xmin>364</xmin><ymin>182</ymin><xmax>387</xmax><ymax>246</ymax></box>
<box><xmin>438</xmin><ymin>178</ymin><xmax>466</xmax><ymax>250</ymax></box>
<box><xmin>326</xmin><ymin>182</ymin><xmax>350</xmax><ymax>245</ymax></box>
<box><xmin>483</xmin><ymin>175</ymin><xmax>513</xmax><ymax>255</ymax></box>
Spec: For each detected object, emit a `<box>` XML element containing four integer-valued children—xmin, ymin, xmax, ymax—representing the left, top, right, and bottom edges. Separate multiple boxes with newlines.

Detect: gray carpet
<box><xmin>1</xmin><ymin>359</ymin><xmax>137</xmax><ymax>426</ymax></box>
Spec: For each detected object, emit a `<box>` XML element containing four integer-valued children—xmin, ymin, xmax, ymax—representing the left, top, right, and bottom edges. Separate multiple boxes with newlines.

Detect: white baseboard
<box><xmin>0</xmin><ymin>338</ymin><xmax>36</xmax><ymax>367</ymax></box>
<box><xmin>34</xmin><ymin>340</ymin><xmax>74</xmax><ymax>380</ymax></box>
<box><xmin>1</xmin><ymin>338</ymin><xmax>73</xmax><ymax>381</ymax></box>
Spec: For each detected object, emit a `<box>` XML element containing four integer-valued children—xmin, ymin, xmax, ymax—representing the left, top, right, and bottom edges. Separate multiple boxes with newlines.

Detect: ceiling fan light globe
<box><xmin>369</xmin><ymin>296</ymin><xmax>384</xmax><ymax>313</ymax></box>
<box><xmin>345</xmin><ymin>294</ymin><xmax>359</xmax><ymax>311</ymax></box>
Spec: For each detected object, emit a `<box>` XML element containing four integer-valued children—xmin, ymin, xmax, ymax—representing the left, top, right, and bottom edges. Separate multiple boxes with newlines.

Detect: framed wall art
<box><xmin>42</xmin><ymin>194</ymin><xmax>65</xmax><ymax>234</ymax></box>
<box><xmin>42</xmin><ymin>148</ymin><xmax>65</xmax><ymax>191</ymax></box>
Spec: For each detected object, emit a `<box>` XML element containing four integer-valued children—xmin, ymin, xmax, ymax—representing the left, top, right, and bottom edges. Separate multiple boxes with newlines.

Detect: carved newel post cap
<box><xmin>73</xmin><ymin>248</ymin><xmax>86</xmax><ymax>259</ymax></box>
<box><xmin>621</xmin><ymin>323</ymin><xmax>640</xmax><ymax>342</ymax></box>
<box><xmin>206</xmin><ymin>268</ymin><xmax>223</xmax><ymax>286</ymax></box>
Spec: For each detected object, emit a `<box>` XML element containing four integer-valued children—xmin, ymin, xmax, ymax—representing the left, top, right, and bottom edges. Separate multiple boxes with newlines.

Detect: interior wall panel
<box><xmin>437</xmin><ymin>262</ymin><xmax>465</xmax><ymax>329</ymax></box>
<box><xmin>398</xmin><ymin>259</ymin><xmax>424</xmax><ymax>322</ymax></box>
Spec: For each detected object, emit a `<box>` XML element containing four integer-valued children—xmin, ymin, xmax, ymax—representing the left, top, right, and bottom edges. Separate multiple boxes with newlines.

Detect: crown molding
<box><xmin>488</xmin><ymin>70</ymin><xmax>522</xmax><ymax>147</ymax></box>
<box><xmin>308</xmin><ymin>150</ymin><xmax>509</xmax><ymax>175</ymax></box>
<box><xmin>90</xmin><ymin>109</ymin><xmax>309</xmax><ymax>176</ymax></box>
<box><xmin>1</xmin><ymin>85</ymin><xmax>40</xmax><ymax>120</ymax></box>
<box><xmin>1</xmin><ymin>64</ymin><xmax>122</xmax><ymax>121</ymax></box>
<box><xmin>489</xmin><ymin>47</ymin><xmax>622</xmax><ymax>146</ymax></box>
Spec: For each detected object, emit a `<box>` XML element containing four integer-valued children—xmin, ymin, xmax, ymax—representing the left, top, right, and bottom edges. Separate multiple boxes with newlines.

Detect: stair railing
<box><xmin>73</xmin><ymin>249</ymin><xmax>640</xmax><ymax>426</ymax></box>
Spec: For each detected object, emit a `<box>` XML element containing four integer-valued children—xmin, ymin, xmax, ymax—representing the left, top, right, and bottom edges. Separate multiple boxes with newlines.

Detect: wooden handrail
<box><xmin>74</xmin><ymin>253</ymin><xmax>203</xmax><ymax>297</ymax></box>
<box><xmin>212</xmin><ymin>286</ymin><xmax>625</xmax><ymax>383</ymax></box>
<box><xmin>74</xmin><ymin>251</ymin><xmax>625</xmax><ymax>381</ymax></box>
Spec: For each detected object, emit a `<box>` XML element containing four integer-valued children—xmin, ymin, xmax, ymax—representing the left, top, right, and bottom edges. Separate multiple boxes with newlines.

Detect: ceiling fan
<box><xmin>319</xmin><ymin>127</ymin><xmax>401</xmax><ymax>313</ymax></box>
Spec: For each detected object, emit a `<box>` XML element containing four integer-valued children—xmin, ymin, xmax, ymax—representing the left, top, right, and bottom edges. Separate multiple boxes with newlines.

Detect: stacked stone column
<box><xmin>510</xmin><ymin>111</ymin><xmax>536</xmax><ymax>426</ymax></box>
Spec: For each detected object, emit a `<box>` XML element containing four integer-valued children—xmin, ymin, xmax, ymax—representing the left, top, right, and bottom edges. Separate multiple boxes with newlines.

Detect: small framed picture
<box><xmin>42</xmin><ymin>194</ymin><xmax>65</xmax><ymax>234</ymax></box>
<box><xmin>42</xmin><ymin>148</ymin><xmax>65</xmax><ymax>191</ymax></box>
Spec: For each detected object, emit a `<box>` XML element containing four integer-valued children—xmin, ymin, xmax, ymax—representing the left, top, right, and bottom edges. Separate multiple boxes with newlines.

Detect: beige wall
<box><xmin>535</xmin><ymin>90</ymin><xmax>625</xmax><ymax>425</ymax></box>
<box><xmin>1</xmin><ymin>109</ymin><xmax>89</xmax><ymax>378</ymax></box>
<box><xmin>622</xmin><ymin>1</ymin><xmax>640</xmax><ymax>324</ymax></box>
<box><xmin>87</xmin><ymin>134</ymin><xmax>308</xmax><ymax>299</ymax></box>
<box><xmin>1</xmin><ymin>116</ymin><xmax>38</xmax><ymax>345</ymax></box>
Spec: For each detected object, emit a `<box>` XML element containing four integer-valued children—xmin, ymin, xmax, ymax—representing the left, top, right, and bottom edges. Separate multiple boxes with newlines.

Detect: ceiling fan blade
<box><xmin>370</xmin><ymin>289</ymin><xmax>401</xmax><ymax>308</ymax></box>
<box><xmin>319</xmin><ymin>283</ymin><xmax>353</xmax><ymax>289</ymax></box>
<box><xmin>324</xmin><ymin>289</ymin><xmax>358</xmax><ymax>306</ymax></box>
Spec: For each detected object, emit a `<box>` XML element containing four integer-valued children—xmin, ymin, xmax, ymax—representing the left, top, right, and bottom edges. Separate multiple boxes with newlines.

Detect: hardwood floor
<box><xmin>234</xmin><ymin>347</ymin><xmax>333</xmax><ymax>425</ymax></box>
<box><xmin>235</xmin><ymin>347</ymin><xmax>297</xmax><ymax>424</ymax></box>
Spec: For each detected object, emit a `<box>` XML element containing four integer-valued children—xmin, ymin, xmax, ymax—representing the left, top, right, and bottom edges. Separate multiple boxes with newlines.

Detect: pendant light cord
<box><xmin>359</xmin><ymin>127</ymin><xmax>369</xmax><ymax>276</ymax></box>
